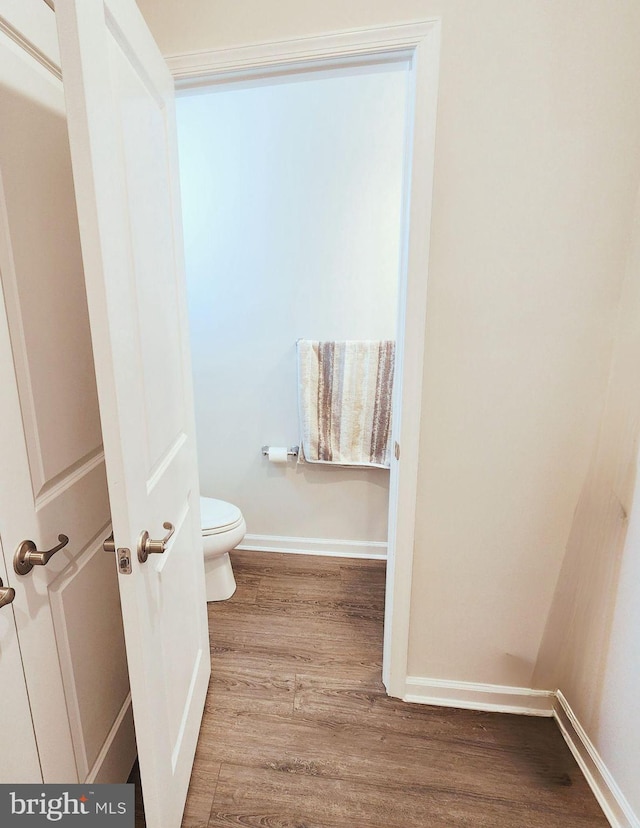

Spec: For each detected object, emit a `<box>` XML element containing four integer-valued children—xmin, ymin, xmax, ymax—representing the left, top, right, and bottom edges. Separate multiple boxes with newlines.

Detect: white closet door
<box><xmin>0</xmin><ymin>0</ymin><xmax>133</xmax><ymax>784</ymax></box>
<box><xmin>0</xmin><ymin>542</ymin><xmax>40</xmax><ymax>783</ymax></box>
<box><xmin>55</xmin><ymin>1</ymin><xmax>210</xmax><ymax>826</ymax></box>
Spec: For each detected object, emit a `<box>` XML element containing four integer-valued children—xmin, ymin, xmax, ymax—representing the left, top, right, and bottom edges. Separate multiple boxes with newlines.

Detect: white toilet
<box><xmin>200</xmin><ymin>496</ymin><xmax>246</xmax><ymax>602</ymax></box>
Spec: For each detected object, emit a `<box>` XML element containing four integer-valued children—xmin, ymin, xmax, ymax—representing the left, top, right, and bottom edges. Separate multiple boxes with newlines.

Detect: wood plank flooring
<box><xmin>132</xmin><ymin>549</ymin><xmax>608</xmax><ymax>828</ymax></box>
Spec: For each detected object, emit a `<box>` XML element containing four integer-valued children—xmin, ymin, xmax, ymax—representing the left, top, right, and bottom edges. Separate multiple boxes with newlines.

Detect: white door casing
<box><xmin>167</xmin><ymin>21</ymin><xmax>441</xmax><ymax>699</ymax></box>
<box><xmin>0</xmin><ymin>0</ymin><xmax>134</xmax><ymax>784</ymax></box>
<box><xmin>55</xmin><ymin>1</ymin><xmax>210</xmax><ymax>826</ymax></box>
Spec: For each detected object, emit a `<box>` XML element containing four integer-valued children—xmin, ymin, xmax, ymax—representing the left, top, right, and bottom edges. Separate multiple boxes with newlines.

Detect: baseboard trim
<box><xmin>237</xmin><ymin>533</ymin><xmax>387</xmax><ymax>560</ymax></box>
<box><xmin>403</xmin><ymin>676</ymin><xmax>555</xmax><ymax>716</ymax></box>
<box><xmin>553</xmin><ymin>691</ymin><xmax>638</xmax><ymax>828</ymax></box>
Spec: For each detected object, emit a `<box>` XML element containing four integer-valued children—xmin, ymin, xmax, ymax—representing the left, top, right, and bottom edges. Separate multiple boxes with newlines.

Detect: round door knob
<box><xmin>0</xmin><ymin>577</ymin><xmax>16</xmax><ymax>609</ymax></box>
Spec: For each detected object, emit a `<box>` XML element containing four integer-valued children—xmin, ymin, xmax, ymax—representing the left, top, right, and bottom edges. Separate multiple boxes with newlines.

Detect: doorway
<box><xmin>177</xmin><ymin>58</ymin><xmax>407</xmax><ymax>557</ymax></box>
<box><xmin>169</xmin><ymin>21</ymin><xmax>441</xmax><ymax>699</ymax></box>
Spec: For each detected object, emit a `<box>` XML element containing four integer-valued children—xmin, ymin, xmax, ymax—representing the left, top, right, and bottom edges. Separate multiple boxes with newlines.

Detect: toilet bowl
<box><xmin>200</xmin><ymin>496</ymin><xmax>246</xmax><ymax>602</ymax></box>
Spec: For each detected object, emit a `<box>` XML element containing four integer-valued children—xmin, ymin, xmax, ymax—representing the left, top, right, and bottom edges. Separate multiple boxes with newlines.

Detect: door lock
<box><xmin>14</xmin><ymin>534</ymin><xmax>70</xmax><ymax>576</ymax></box>
<box><xmin>0</xmin><ymin>577</ymin><xmax>16</xmax><ymax>609</ymax></box>
<box><xmin>103</xmin><ymin>533</ymin><xmax>133</xmax><ymax>574</ymax></box>
<box><xmin>137</xmin><ymin>522</ymin><xmax>175</xmax><ymax>563</ymax></box>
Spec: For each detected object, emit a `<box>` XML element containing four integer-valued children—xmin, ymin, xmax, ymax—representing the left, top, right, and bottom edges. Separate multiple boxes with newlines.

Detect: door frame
<box><xmin>167</xmin><ymin>20</ymin><xmax>441</xmax><ymax>698</ymax></box>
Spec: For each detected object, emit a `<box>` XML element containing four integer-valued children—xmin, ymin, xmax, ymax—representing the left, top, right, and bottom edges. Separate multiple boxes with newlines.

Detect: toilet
<box><xmin>200</xmin><ymin>496</ymin><xmax>246</xmax><ymax>602</ymax></box>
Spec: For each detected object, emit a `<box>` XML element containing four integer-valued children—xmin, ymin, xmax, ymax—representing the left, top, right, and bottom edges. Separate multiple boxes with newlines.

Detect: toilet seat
<box><xmin>200</xmin><ymin>496</ymin><xmax>243</xmax><ymax>536</ymax></box>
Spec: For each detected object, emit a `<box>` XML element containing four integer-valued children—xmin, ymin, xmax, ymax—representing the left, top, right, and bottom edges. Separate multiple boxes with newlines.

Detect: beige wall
<box><xmin>534</xmin><ymin>180</ymin><xmax>640</xmax><ymax>818</ymax></box>
<box><xmin>136</xmin><ymin>0</ymin><xmax>640</xmax><ymax>688</ymax></box>
<box><xmin>136</xmin><ymin>0</ymin><xmax>433</xmax><ymax>54</ymax></box>
<box><xmin>407</xmin><ymin>0</ymin><xmax>640</xmax><ymax>687</ymax></box>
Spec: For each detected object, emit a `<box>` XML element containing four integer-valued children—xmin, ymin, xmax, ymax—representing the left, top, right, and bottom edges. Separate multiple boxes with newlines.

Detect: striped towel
<box><xmin>297</xmin><ymin>340</ymin><xmax>395</xmax><ymax>468</ymax></box>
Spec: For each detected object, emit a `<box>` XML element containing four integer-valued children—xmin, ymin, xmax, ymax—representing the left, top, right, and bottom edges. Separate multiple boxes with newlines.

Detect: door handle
<box><xmin>0</xmin><ymin>577</ymin><xmax>16</xmax><ymax>609</ymax></box>
<box><xmin>137</xmin><ymin>522</ymin><xmax>175</xmax><ymax>563</ymax></box>
<box><xmin>14</xmin><ymin>534</ymin><xmax>70</xmax><ymax>576</ymax></box>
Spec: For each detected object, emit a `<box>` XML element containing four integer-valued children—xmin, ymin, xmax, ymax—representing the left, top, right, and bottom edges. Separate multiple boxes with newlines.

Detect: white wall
<box><xmin>176</xmin><ymin>65</ymin><xmax>407</xmax><ymax>544</ymax></box>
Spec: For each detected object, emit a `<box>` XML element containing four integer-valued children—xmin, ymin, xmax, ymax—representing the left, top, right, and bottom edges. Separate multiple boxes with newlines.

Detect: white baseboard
<box><xmin>553</xmin><ymin>691</ymin><xmax>638</xmax><ymax>828</ymax></box>
<box><xmin>403</xmin><ymin>676</ymin><xmax>555</xmax><ymax>716</ymax></box>
<box><xmin>237</xmin><ymin>533</ymin><xmax>387</xmax><ymax>560</ymax></box>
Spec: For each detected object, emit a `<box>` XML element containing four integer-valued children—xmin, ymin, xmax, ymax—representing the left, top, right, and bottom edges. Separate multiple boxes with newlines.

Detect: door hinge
<box><xmin>394</xmin><ymin>441</ymin><xmax>400</xmax><ymax>461</ymax></box>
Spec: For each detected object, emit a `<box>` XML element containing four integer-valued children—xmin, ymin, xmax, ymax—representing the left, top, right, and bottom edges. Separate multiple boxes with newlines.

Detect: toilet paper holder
<box><xmin>261</xmin><ymin>445</ymin><xmax>299</xmax><ymax>458</ymax></box>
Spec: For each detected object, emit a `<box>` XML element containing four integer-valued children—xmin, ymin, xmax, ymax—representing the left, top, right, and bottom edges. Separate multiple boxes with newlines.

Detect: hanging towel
<box><xmin>297</xmin><ymin>340</ymin><xmax>395</xmax><ymax>468</ymax></box>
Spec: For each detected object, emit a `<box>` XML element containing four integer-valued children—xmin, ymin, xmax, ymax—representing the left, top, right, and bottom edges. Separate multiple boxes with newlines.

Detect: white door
<box><xmin>0</xmin><ymin>541</ymin><xmax>40</xmax><ymax>783</ymax></box>
<box><xmin>55</xmin><ymin>1</ymin><xmax>210</xmax><ymax>826</ymax></box>
<box><xmin>0</xmin><ymin>0</ymin><xmax>134</xmax><ymax>784</ymax></box>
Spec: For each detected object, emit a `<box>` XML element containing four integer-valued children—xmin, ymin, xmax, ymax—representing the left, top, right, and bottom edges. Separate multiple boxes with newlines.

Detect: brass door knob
<box><xmin>137</xmin><ymin>522</ymin><xmax>175</xmax><ymax>563</ymax></box>
<box><xmin>14</xmin><ymin>534</ymin><xmax>70</xmax><ymax>576</ymax></box>
<box><xmin>0</xmin><ymin>577</ymin><xmax>16</xmax><ymax>609</ymax></box>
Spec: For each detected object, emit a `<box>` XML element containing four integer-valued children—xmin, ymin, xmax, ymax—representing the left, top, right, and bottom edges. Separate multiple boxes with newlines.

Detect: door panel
<box><xmin>0</xmin><ymin>37</ymin><xmax>101</xmax><ymax>495</ymax></box>
<box><xmin>49</xmin><ymin>536</ymin><xmax>131</xmax><ymax>779</ymax></box>
<box><xmin>56</xmin><ymin>2</ymin><xmax>210</xmax><ymax>825</ymax></box>
<box><xmin>111</xmin><ymin>35</ymin><xmax>187</xmax><ymax>470</ymax></box>
<box><xmin>0</xmin><ymin>0</ymin><xmax>134</xmax><ymax>785</ymax></box>
<box><xmin>0</xmin><ymin>541</ymin><xmax>41</xmax><ymax>783</ymax></box>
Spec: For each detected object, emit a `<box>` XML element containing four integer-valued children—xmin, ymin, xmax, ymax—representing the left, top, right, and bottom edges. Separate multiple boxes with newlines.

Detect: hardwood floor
<box><xmin>132</xmin><ymin>549</ymin><xmax>608</xmax><ymax>828</ymax></box>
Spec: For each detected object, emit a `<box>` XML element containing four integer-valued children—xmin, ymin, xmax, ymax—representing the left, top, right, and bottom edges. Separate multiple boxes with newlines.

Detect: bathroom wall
<box><xmin>176</xmin><ymin>65</ymin><xmax>408</xmax><ymax>548</ymax></box>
